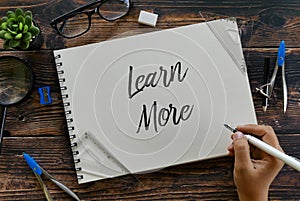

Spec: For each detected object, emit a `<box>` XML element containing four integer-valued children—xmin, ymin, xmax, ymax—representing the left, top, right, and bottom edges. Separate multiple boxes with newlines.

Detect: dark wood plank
<box><xmin>0</xmin><ymin>51</ymin><xmax>66</xmax><ymax>137</ymax></box>
<box><xmin>245</xmin><ymin>48</ymin><xmax>300</xmax><ymax>134</ymax></box>
<box><xmin>0</xmin><ymin>136</ymin><xmax>299</xmax><ymax>201</ymax></box>
<box><xmin>0</xmin><ymin>0</ymin><xmax>299</xmax><ymax>200</ymax></box>
<box><xmin>1</xmin><ymin>0</ymin><xmax>300</xmax><ymax>49</ymax></box>
<box><xmin>0</xmin><ymin>137</ymin><xmax>77</xmax><ymax>201</ymax></box>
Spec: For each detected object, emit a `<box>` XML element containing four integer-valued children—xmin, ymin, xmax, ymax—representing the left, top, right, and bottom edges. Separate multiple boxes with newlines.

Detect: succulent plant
<box><xmin>0</xmin><ymin>8</ymin><xmax>40</xmax><ymax>50</ymax></box>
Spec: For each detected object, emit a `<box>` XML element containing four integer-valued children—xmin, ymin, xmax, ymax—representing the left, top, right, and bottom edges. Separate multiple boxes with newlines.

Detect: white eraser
<box><xmin>138</xmin><ymin>10</ymin><xmax>158</xmax><ymax>27</ymax></box>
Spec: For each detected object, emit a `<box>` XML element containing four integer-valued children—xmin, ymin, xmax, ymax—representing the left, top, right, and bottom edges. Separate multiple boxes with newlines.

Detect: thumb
<box><xmin>233</xmin><ymin>132</ymin><xmax>252</xmax><ymax>171</ymax></box>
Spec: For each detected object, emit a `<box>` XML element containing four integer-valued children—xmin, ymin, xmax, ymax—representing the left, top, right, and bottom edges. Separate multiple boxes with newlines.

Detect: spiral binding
<box><xmin>55</xmin><ymin>53</ymin><xmax>83</xmax><ymax>181</ymax></box>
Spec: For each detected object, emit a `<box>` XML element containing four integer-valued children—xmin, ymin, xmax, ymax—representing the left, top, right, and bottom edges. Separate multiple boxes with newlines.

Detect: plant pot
<box><xmin>14</xmin><ymin>21</ymin><xmax>44</xmax><ymax>50</ymax></box>
<box><xmin>27</xmin><ymin>21</ymin><xmax>44</xmax><ymax>50</ymax></box>
<box><xmin>28</xmin><ymin>32</ymin><xmax>44</xmax><ymax>50</ymax></box>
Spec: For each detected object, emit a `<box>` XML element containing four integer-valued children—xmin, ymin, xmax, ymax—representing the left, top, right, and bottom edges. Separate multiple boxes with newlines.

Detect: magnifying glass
<box><xmin>0</xmin><ymin>56</ymin><xmax>34</xmax><ymax>152</ymax></box>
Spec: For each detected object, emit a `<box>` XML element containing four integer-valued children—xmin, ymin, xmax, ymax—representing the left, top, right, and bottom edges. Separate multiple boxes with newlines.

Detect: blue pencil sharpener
<box><xmin>38</xmin><ymin>86</ymin><xmax>52</xmax><ymax>104</ymax></box>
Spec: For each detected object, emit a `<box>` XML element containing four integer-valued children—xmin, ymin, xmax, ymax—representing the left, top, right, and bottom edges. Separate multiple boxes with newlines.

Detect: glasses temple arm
<box><xmin>50</xmin><ymin>0</ymin><xmax>104</xmax><ymax>24</ymax></box>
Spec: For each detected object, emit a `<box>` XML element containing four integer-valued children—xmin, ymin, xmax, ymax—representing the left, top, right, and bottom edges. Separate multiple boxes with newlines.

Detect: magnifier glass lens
<box><xmin>0</xmin><ymin>57</ymin><xmax>33</xmax><ymax>105</ymax></box>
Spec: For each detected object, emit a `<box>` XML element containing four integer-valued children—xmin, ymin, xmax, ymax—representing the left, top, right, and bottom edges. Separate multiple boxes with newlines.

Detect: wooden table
<box><xmin>0</xmin><ymin>0</ymin><xmax>299</xmax><ymax>200</ymax></box>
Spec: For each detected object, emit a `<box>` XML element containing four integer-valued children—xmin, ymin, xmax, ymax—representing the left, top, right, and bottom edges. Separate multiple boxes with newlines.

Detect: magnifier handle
<box><xmin>0</xmin><ymin>106</ymin><xmax>7</xmax><ymax>153</ymax></box>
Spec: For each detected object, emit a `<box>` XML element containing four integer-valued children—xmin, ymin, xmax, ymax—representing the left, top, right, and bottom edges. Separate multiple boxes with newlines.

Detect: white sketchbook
<box><xmin>53</xmin><ymin>18</ymin><xmax>257</xmax><ymax>184</ymax></box>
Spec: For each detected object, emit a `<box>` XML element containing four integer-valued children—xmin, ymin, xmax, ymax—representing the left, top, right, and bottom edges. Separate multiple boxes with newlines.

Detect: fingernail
<box><xmin>233</xmin><ymin>131</ymin><xmax>244</xmax><ymax>140</ymax></box>
<box><xmin>227</xmin><ymin>144</ymin><xmax>233</xmax><ymax>150</ymax></box>
<box><xmin>236</xmin><ymin>124</ymin><xmax>246</xmax><ymax>128</ymax></box>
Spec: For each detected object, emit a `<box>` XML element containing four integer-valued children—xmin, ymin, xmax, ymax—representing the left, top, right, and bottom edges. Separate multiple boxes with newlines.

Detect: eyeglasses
<box><xmin>50</xmin><ymin>0</ymin><xmax>131</xmax><ymax>39</ymax></box>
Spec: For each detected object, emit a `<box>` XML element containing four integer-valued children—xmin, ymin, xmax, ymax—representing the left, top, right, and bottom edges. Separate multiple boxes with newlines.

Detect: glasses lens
<box><xmin>56</xmin><ymin>13</ymin><xmax>90</xmax><ymax>38</ymax></box>
<box><xmin>99</xmin><ymin>0</ymin><xmax>130</xmax><ymax>21</ymax></box>
<box><xmin>0</xmin><ymin>57</ymin><xmax>33</xmax><ymax>105</ymax></box>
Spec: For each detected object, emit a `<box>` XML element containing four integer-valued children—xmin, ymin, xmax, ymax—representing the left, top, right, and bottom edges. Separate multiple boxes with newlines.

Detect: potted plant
<box><xmin>0</xmin><ymin>8</ymin><xmax>43</xmax><ymax>50</ymax></box>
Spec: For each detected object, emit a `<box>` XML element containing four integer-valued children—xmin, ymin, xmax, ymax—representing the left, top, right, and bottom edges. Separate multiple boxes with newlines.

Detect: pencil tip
<box><xmin>262</xmin><ymin>106</ymin><xmax>267</xmax><ymax>112</ymax></box>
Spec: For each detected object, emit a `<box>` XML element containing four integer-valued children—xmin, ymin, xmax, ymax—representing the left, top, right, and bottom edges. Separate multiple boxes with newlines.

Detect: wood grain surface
<box><xmin>0</xmin><ymin>0</ymin><xmax>299</xmax><ymax>200</ymax></box>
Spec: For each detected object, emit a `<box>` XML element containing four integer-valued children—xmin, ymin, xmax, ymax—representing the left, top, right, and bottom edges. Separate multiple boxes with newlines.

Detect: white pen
<box><xmin>224</xmin><ymin>123</ymin><xmax>300</xmax><ymax>172</ymax></box>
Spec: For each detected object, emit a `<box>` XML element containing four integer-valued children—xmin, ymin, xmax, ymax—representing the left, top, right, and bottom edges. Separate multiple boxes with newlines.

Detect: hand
<box><xmin>227</xmin><ymin>124</ymin><xmax>284</xmax><ymax>201</ymax></box>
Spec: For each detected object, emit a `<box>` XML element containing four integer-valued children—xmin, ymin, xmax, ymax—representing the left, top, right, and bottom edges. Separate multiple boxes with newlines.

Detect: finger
<box><xmin>227</xmin><ymin>143</ymin><xmax>234</xmax><ymax>152</ymax></box>
<box><xmin>250</xmin><ymin>145</ymin><xmax>263</xmax><ymax>159</ymax></box>
<box><xmin>237</xmin><ymin>124</ymin><xmax>284</xmax><ymax>162</ymax></box>
<box><xmin>237</xmin><ymin>124</ymin><xmax>281</xmax><ymax>149</ymax></box>
<box><xmin>232</xmin><ymin>132</ymin><xmax>252</xmax><ymax>171</ymax></box>
<box><xmin>228</xmin><ymin>150</ymin><xmax>234</xmax><ymax>156</ymax></box>
<box><xmin>227</xmin><ymin>143</ymin><xmax>234</xmax><ymax>156</ymax></box>
<box><xmin>237</xmin><ymin>124</ymin><xmax>270</xmax><ymax>138</ymax></box>
<box><xmin>230</xmin><ymin>134</ymin><xmax>234</xmax><ymax>140</ymax></box>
